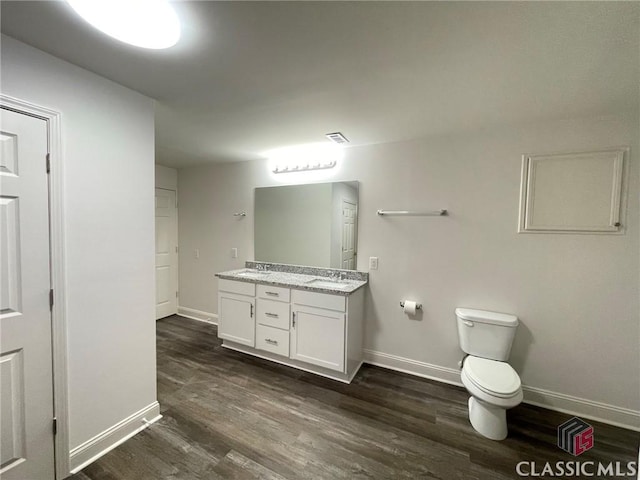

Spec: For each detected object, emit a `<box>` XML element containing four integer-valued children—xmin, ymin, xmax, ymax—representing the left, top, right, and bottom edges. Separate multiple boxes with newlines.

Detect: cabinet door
<box><xmin>290</xmin><ymin>305</ymin><xmax>345</xmax><ymax>372</ymax></box>
<box><xmin>218</xmin><ymin>293</ymin><xmax>255</xmax><ymax>347</ymax></box>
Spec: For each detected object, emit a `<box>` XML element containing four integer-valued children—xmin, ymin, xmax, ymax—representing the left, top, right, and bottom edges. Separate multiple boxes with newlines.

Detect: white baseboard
<box><xmin>363</xmin><ymin>349</ymin><xmax>463</xmax><ymax>386</ymax></box>
<box><xmin>521</xmin><ymin>385</ymin><xmax>640</xmax><ymax>432</ymax></box>
<box><xmin>363</xmin><ymin>349</ymin><xmax>640</xmax><ymax>432</ymax></box>
<box><xmin>69</xmin><ymin>402</ymin><xmax>161</xmax><ymax>474</ymax></box>
<box><xmin>177</xmin><ymin>306</ymin><xmax>218</xmax><ymax>325</ymax></box>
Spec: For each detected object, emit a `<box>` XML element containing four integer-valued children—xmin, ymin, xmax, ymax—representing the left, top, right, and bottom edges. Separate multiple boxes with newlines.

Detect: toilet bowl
<box><xmin>461</xmin><ymin>355</ymin><xmax>523</xmax><ymax>440</ymax></box>
<box><xmin>455</xmin><ymin>307</ymin><xmax>522</xmax><ymax>440</ymax></box>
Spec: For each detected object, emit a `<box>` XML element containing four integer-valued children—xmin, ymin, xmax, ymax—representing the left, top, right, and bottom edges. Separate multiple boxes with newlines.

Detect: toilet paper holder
<box><xmin>400</xmin><ymin>301</ymin><xmax>422</xmax><ymax>310</ymax></box>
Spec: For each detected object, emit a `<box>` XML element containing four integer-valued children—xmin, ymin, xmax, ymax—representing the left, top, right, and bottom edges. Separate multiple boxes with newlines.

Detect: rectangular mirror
<box><xmin>254</xmin><ymin>182</ymin><xmax>358</xmax><ymax>269</ymax></box>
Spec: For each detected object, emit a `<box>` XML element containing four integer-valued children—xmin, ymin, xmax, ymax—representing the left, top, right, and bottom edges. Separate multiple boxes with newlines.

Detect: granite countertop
<box><xmin>215</xmin><ymin>267</ymin><xmax>368</xmax><ymax>296</ymax></box>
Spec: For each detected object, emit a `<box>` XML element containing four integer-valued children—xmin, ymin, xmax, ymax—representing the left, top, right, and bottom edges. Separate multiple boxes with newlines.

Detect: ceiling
<box><xmin>2</xmin><ymin>1</ymin><xmax>638</xmax><ymax>168</ymax></box>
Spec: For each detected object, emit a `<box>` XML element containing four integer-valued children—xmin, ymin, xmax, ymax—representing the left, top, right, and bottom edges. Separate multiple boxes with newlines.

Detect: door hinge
<box><xmin>46</xmin><ymin>153</ymin><xmax>51</xmax><ymax>174</ymax></box>
<box><xmin>53</xmin><ymin>417</ymin><xmax>57</xmax><ymax>435</ymax></box>
<box><xmin>175</xmin><ymin>246</ymin><xmax>178</xmax><ymax>253</ymax></box>
<box><xmin>176</xmin><ymin>291</ymin><xmax>179</xmax><ymax>298</ymax></box>
<box><xmin>49</xmin><ymin>289</ymin><xmax>54</xmax><ymax>310</ymax></box>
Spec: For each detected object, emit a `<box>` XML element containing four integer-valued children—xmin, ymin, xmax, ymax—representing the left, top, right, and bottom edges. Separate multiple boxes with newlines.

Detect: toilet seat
<box><xmin>463</xmin><ymin>356</ymin><xmax>521</xmax><ymax>398</ymax></box>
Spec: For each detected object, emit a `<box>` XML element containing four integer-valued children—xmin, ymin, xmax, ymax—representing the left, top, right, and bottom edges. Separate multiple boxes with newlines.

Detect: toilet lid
<box><xmin>464</xmin><ymin>356</ymin><xmax>521</xmax><ymax>398</ymax></box>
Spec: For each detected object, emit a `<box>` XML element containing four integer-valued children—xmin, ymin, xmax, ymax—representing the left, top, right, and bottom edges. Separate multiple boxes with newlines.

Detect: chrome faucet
<box><xmin>328</xmin><ymin>270</ymin><xmax>347</xmax><ymax>281</ymax></box>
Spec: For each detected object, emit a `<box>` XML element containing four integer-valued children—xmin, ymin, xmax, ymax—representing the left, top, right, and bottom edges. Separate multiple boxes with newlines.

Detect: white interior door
<box><xmin>341</xmin><ymin>200</ymin><xmax>357</xmax><ymax>269</ymax></box>
<box><xmin>0</xmin><ymin>108</ymin><xmax>55</xmax><ymax>479</ymax></box>
<box><xmin>155</xmin><ymin>188</ymin><xmax>178</xmax><ymax>319</ymax></box>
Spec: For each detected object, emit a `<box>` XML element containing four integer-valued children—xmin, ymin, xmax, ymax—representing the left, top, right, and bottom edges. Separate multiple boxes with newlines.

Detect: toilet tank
<box><xmin>455</xmin><ymin>308</ymin><xmax>518</xmax><ymax>361</ymax></box>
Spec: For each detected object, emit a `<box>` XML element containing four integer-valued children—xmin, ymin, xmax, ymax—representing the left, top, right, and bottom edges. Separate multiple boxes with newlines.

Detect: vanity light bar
<box><xmin>272</xmin><ymin>161</ymin><xmax>337</xmax><ymax>174</ymax></box>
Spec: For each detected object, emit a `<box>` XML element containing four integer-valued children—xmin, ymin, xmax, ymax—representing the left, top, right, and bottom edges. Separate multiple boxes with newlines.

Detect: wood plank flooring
<box><xmin>69</xmin><ymin>315</ymin><xmax>639</xmax><ymax>480</ymax></box>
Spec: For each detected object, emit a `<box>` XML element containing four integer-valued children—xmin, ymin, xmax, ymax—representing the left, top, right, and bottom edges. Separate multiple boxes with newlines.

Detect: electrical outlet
<box><xmin>369</xmin><ymin>256</ymin><xmax>378</xmax><ymax>270</ymax></box>
<box><xmin>194</xmin><ymin>249</ymin><xmax>200</xmax><ymax>259</ymax></box>
<box><xmin>231</xmin><ymin>247</ymin><xmax>238</xmax><ymax>258</ymax></box>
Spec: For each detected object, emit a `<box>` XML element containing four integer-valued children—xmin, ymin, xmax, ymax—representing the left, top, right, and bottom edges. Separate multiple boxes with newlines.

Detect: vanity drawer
<box><xmin>257</xmin><ymin>284</ymin><xmax>290</xmax><ymax>302</ymax></box>
<box><xmin>219</xmin><ymin>279</ymin><xmax>256</xmax><ymax>296</ymax></box>
<box><xmin>256</xmin><ymin>299</ymin><xmax>290</xmax><ymax>330</ymax></box>
<box><xmin>256</xmin><ymin>324</ymin><xmax>289</xmax><ymax>357</ymax></box>
<box><xmin>291</xmin><ymin>289</ymin><xmax>346</xmax><ymax>312</ymax></box>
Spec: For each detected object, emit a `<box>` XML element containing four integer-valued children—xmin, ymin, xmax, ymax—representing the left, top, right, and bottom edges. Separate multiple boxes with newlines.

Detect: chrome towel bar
<box><xmin>377</xmin><ymin>209</ymin><xmax>447</xmax><ymax>216</ymax></box>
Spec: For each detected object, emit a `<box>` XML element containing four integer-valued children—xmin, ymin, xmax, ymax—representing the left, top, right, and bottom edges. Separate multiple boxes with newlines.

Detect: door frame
<box><xmin>1</xmin><ymin>94</ymin><xmax>69</xmax><ymax>479</ymax></box>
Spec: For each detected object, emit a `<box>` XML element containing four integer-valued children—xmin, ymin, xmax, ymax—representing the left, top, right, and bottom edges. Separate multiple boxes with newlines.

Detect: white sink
<box><xmin>305</xmin><ymin>278</ymin><xmax>351</xmax><ymax>290</ymax></box>
<box><xmin>236</xmin><ymin>269</ymin><xmax>272</xmax><ymax>279</ymax></box>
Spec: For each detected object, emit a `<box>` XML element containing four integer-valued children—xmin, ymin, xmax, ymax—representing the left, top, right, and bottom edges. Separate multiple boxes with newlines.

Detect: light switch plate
<box><xmin>231</xmin><ymin>247</ymin><xmax>238</xmax><ymax>258</ymax></box>
<box><xmin>369</xmin><ymin>256</ymin><xmax>378</xmax><ymax>270</ymax></box>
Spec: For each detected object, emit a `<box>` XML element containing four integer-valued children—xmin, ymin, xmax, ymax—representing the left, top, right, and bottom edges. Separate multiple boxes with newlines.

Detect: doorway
<box><xmin>155</xmin><ymin>188</ymin><xmax>178</xmax><ymax>319</ymax></box>
<box><xmin>341</xmin><ymin>199</ymin><xmax>357</xmax><ymax>269</ymax></box>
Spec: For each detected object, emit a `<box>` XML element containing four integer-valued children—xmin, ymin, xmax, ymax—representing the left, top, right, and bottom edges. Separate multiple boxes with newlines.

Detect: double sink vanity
<box><xmin>215</xmin><ymin>262</ymin><xmax>368</xmax><ymax>383</ymax></box>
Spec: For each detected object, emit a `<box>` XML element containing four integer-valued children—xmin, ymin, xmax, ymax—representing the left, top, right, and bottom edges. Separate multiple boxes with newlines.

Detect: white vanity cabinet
<box><xmin>216</xmin><ymin>277</ymin><xmax>365</xmax><ymax>383</ymax></box>
<box><xmin>217</xmin><ymin>279</ymin><xmax>256</xmax><ymax>347</ymax></box>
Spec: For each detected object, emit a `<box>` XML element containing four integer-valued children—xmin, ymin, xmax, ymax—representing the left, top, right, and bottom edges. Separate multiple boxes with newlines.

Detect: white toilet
<box><xmin>455</xmin><ymin>307</ymin><xmax>523</xmax><ymax>441</ymax></box>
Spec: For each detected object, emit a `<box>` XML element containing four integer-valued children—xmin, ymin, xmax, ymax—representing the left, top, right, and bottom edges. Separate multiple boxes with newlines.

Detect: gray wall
<box><xmin>2</xmin><ymin>36</ymin><xmax>157</xmax><ymax>453</ymax></box>
<box><xmin>178</xmin><ymin>111</ymin><xmax>639</xmax><ymax>425</ymax></box>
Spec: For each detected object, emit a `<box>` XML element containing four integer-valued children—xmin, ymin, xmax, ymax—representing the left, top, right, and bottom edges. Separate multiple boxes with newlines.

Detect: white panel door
<box><xmin>0</xmin><ymin>108</ymin><xmax>55</xmax><ymax>479</ymax></box>
<box><xmin>341</xmin><ymin>200</ymin><xmax>357</xmax><ymax>269</ymax></box>
<box><xmin>155</xmin><ymin>188</ymin><xmax>178</xmax><ymax>319</ymax></box>
<box><xmin>290</xmin><ymin>305</ymin><xmax>345</xmax><ymax>372</ymax></box>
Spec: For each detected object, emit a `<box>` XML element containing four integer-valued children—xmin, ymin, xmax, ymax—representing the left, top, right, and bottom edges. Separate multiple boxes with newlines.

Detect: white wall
<box><xmin>178</xmin><ymin>111</ymin><xmax>639</xmax><ymax>427</ymax></box>
<box><xmin>1</xmin><ymin>36</ymin><xmax>158</xmax><ymax>464</ymax></box>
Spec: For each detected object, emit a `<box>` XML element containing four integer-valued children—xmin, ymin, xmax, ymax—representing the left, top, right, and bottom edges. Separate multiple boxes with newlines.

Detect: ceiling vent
<box><xmin>325</xmin><ymin>132</ymin><xmax>349</xmax><ymax>144</ymax></box>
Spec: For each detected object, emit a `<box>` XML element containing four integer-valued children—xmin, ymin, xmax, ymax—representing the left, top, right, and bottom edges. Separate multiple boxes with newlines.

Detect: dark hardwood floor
<box><xmin>70</xmin><ymin>315</ymin><xmax>639</xmax><ymax>479</ymax></box>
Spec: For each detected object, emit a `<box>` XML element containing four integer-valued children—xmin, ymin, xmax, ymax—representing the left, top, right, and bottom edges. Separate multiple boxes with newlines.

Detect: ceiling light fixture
<box><xmin>273</xmin><ymin>161</ymin><xmax>337</xmax><ymax>174</ymax></box>
<box><xmin>267</xmin><ymin>143</ymin><xmax>343</xmax><ymax>175</ymax></box>
<box><xmin>66</xmin><ymin>0</ymin><xmax>181</xmax><ymax>50</ymax></box>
